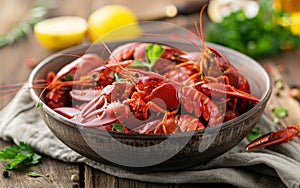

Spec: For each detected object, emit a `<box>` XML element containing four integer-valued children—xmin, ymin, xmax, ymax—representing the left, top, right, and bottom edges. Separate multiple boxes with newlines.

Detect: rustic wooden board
<box><xmin>263</xmin><ymin>62</ymin><xmax>300</xmax><ymax>126</ymax></box>
<box><xmin>262</xmin><ymin>62</ymin><xmax>300</xmax><ymax>145</ymax></box>
<box><xmin>0</xmin><ymin>1</ymin><xmax>86</xmax><ymax>187</ymax></box>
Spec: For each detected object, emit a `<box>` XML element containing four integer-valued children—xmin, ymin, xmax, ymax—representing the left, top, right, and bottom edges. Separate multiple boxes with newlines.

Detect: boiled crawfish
<box><xmin>41</xmin><ymin>3</ymin><xmax>260</xmax><ymax>134</ymax></box>
<box><xmin>44</xmin><ymin>39</ymin><xmax>259</xmax><ymax>134</ymax></box>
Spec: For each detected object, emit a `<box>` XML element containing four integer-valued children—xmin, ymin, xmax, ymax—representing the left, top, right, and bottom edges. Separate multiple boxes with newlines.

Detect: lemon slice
<box><xmin>87</xmin><ymin>5</ymin><xmax>141</xmax><ymax>42</ymax></box>
<box><xmin>34</xmin><ymin>16</ymin><xmax>87</xmax><ymax>50</ymax></box>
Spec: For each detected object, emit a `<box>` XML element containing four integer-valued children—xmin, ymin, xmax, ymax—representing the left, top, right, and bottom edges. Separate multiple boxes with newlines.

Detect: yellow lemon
<box><xmin>87</xmin><ymin>5</ymin><xmax>141</xmax><ymax>42</ymax></box>
<box><xmin>290</xmin><ymin>13</ymin><xmax>300</xmax><ymax>36</ymax></box>
<box><xmin>34</xmin><ymin>16</ymin><xmax>87</xmax><ymax>50</ymax></box>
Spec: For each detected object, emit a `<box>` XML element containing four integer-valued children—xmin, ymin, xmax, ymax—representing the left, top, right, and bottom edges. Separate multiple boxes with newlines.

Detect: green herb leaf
<box><xmin>65</xmin><ymin>74</ymin><xmax>73</xmax><ymax>81</ymax></box>
<box><xmin>25</xmin><ymin>153</ymin><xmax>42</xmax><ymax>165</ymax></box>
<box><xmin>199</xmin><ymin>72</ymin><xmax>204</xmax><ymax>81</ymax></box>
<box><xmin>113</xmin><ymin>72</ymin><xmax>121</xmax><ymax>82</ymax></box>
<box><xmin>129</xmin><ymin>44</ymin><xmax>165</xmax><ymax>71</ymax></box>
<box><xmin>130</xmin><ymin>59</ymin><xmax>147</xmax><ymax>67</ymax></box>
<box><xmin>273</xmin><ymin>117</ymin><xmax>280</xmax><ymax>124</ymax></box>
<box><xmin>272</xmin><ymin>107</ymin><xmax>288</xmax><ymax>118</ymax></box>
<box><xmin>4</xmin><ymin>153</ymin><xmax>28</xmax><ymax>170</ymax></box>
<box><xmin>36</xmin><ymin>101</ymin><xmax>43</xmax><ymax>109</ymax></box>
<box><xmin>246</xmin><ymin>126</ymin><xmax>262</xmax><ymax>142</ymax></box>
<box><xmin>145</xmin><ymin>44</ymin><xmax>164</xmax><ymax>71</ymax></box>
<box><xmin>0</xmin><ymin>147</ymin><xmax>19</xmax><ymax>160</ymax></box>
<box><xmin>0</xmin><ymin>142</ymin><xmax>41</xmax><ymax>170</ymax></box>
<box><xmin>112</xmin><ymin>123</ymin><xmax>125</xmax><ymax>132</ymax></box>
<box><xmin>206</xmin><ymin>0</ymin><xmax>300</xmax><ymax>58</ymax></box>
<box><xmin>27</xmin><ymin>171</ymin><xmax>43</xmax><ymax>177</ymax></box>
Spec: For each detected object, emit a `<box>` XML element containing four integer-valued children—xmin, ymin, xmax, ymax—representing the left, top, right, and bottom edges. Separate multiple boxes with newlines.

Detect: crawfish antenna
<box><xmin>86</xmin><ymin>23</ymin><xmax>128</xmax><ymax>73</ymax></box>
<box><xmin>194</xmin><ymin>3</ymin><xmax>207</xmax><ymax>48</ymax></box>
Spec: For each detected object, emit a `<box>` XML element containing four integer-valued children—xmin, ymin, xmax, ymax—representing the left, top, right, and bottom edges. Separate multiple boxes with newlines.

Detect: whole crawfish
<box><xmin>45</xmin><ymin>53</ymin><xmax>132</xmax><ymax>109</ymax></box>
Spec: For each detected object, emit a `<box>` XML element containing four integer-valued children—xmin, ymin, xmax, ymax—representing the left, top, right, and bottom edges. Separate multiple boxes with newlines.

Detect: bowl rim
<box><xmin>28</xmin><ymin>41</ymin><xmax>272</xmax><ymax>139</ymax></box>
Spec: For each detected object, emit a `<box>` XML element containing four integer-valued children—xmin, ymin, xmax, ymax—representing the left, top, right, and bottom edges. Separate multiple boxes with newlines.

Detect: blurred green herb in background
<box><xmin>0</xmin><ymin>0</ymin><xmax>56</xmax><ymax>48</ymax></box>
<box><xmin>206</xmin><ymin>0</ymin><xmax>300</xmax><ymax>59</ymax></box>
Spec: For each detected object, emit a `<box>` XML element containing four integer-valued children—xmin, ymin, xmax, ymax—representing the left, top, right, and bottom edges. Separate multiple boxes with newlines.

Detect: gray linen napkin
<box><xmin>0</xmin><ymin>87</ymin><xmax>300</xmax><ymax>188</ymax></box>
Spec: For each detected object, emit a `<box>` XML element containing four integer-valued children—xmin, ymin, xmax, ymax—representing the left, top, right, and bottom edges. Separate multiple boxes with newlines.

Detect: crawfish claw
<box><xmin>245</xmin><ymin>125</ymin><xmax>300</xmax><ymax>150</ymax></box>
<box><xmin>54</xmin><ymin>107</ymin><xmax>80</xmax><ymax>119</ymax></box>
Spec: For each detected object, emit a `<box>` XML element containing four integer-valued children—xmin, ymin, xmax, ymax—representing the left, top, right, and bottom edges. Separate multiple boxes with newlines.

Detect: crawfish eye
<box><xmin>133</xmin><ymin>72</ymin><xmax>140</xmax><ymax>79</ymax></box>
<box><xmin>173</xmin><ymin>52</ymin><xmax>180</xmax><ymax>57</ymax></box>
<box><xmin>90</xmin><ymin>73</ymin><xmax>99</xmax><ymax>81</ymax></box>
<box><xmin>209</xmin><ymin>51</ymin><xmax>215</xmax><ymax>59</ymax></box>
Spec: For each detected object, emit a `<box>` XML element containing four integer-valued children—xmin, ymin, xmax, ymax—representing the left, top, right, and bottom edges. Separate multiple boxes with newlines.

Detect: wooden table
<box><xmin>0</xmin><ymin>0</ymin><xmax>300</xmax><ymax>187</ymax></box>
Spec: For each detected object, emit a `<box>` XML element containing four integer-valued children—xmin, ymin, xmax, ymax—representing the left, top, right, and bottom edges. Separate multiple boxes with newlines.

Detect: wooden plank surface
<box><xmin>0</xmin><ymin>141</ymin><xmax>81</xmax><ymax>188</ymax></box>
<box><xmin>0</xmin><ymin>0</ymin><xmax>87</xmax><ymax>187</ymax></box>
<box><xmin>0</xmin><ymin>0</ymin><xmax>299</xmax><ymax>187</ymax></box>
<box><xmin>263</xmin><ymin>62</ymin><xmax>300</xmax><ymax>127</ymax></box>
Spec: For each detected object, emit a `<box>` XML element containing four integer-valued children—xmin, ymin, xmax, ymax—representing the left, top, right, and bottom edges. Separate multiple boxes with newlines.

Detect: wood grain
<box><xmin>0</xmin><ymin>141</ymin><xmax>80</xmax><ymax>188</ymax></box>
<box><xmin>263</xmin><ymin>62</ymin><xmax>300</xmax><ymax>126</ymax></box>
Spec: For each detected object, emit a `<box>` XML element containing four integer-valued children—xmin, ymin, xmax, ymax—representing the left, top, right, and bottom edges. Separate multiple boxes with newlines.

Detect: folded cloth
<box><xmin>0</xmin><ymin>87</ymin><xmax>299</xmax><ymax>188</ymax></box>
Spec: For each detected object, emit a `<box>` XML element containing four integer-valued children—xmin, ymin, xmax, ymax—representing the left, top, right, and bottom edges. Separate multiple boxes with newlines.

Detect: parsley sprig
<box><xmin>0</xmin><ymin>142</ymin><xmax>41</xmax><ymax>170</ymax></box>
<box><xmin>131</xmin><ymin>43</ymin><xmax>165</xmax><ymax>71</ymax></box>
<box><xmin>112</xmin><ymin>123</ymin><xmax>125</xmax><ymax>132</ymax></box>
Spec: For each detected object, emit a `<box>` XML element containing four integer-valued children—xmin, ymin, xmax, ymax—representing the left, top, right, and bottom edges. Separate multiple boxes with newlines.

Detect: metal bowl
<box><xmin>29</xmin><ymin>39</ymin><xmax>271</xmax><ymax>171</ymax></box>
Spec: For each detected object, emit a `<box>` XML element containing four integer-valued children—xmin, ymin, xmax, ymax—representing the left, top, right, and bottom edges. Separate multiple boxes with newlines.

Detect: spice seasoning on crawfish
<box><xmin>41</xmin><ymin>41</ymin><xmax>259</xmax><ymax>134</ymax></box>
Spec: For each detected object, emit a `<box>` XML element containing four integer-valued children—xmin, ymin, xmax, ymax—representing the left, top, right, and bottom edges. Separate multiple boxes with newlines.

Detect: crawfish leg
<box><xmin>144</xmin><ymin>101</ymin><xmax>178</xmax><ymax>134</ymax></box>
<box><xmin>245</xmin><ymin>125</ymin><xmax>300</xmax><ymax>150</ymax></box>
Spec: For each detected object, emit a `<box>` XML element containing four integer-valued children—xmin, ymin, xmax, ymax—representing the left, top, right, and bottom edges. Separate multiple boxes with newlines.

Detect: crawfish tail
<box><xmin>181</xmin><ymin>86</ymin><xmax>223</xmax><ymax>126</ymax></box>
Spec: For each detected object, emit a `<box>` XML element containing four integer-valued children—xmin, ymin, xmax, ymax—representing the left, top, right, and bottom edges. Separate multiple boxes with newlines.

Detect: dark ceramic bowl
<box><xmin>29</xmin><ymin>38</ymin><xmax>271</xmax><ymax>171</ymax></box>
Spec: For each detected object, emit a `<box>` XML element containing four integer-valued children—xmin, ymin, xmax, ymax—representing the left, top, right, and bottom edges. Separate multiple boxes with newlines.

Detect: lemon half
<box><xmin>34</xmin><ymin>16</ymin><xmax>87</xmax><ymax>50</ymax></box>
<box><xmin>87</xmin><ymin>5</ymin><xmax>141</xmax><ymax>42</ymax></box>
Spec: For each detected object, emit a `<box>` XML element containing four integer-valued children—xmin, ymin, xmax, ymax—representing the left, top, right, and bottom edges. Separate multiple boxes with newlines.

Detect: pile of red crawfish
<box><xmin>44</xmin><ymin>42</ymin><xmax>260</xmax><ymax>134</ymax></box>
